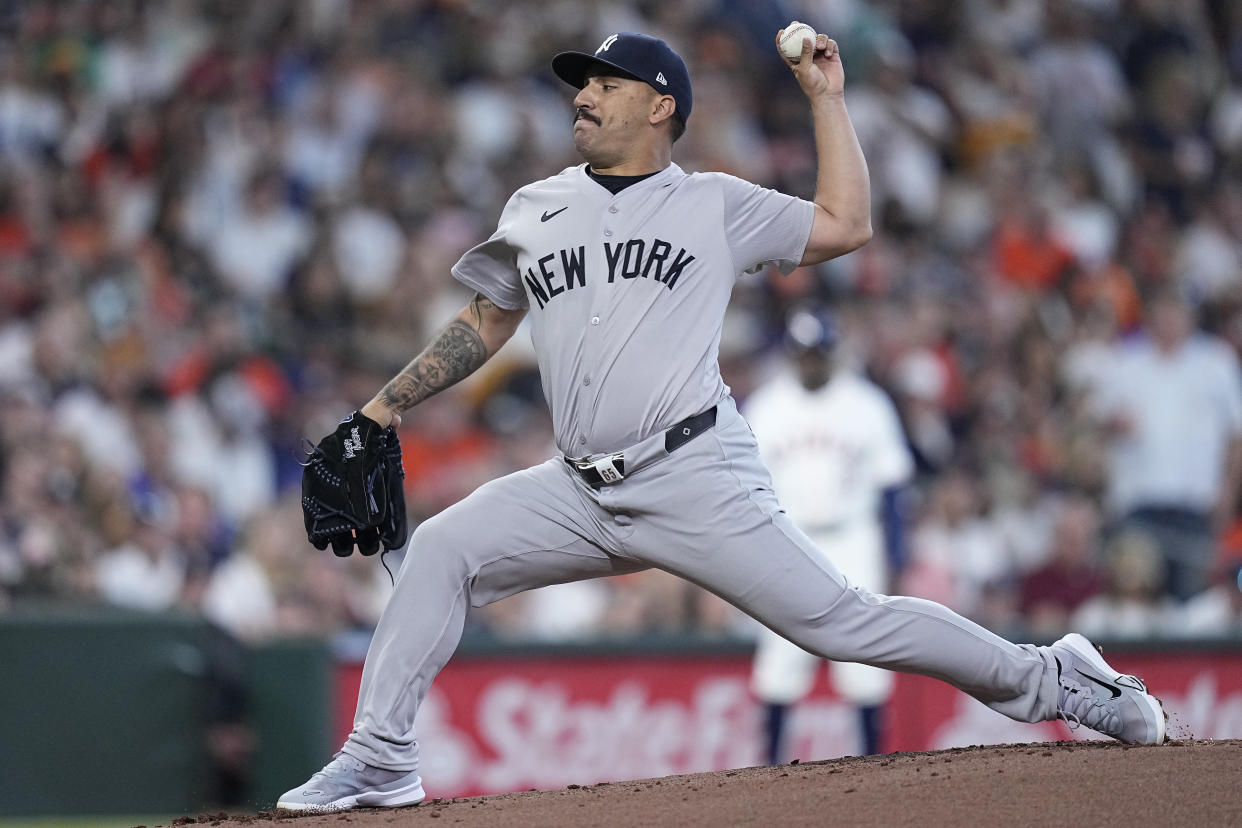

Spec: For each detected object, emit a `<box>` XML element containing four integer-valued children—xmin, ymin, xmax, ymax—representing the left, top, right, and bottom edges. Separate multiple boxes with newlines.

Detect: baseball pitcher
<box><xmin>280</xmin><ymin>27</ymin><xmax>1166</xmax><ymax>813</ymax></box>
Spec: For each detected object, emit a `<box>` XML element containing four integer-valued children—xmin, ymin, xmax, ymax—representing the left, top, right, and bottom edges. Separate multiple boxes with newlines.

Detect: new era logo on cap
<box><xmin>552</xmin><ymin>32</ymin><xmax>693</xmax><ymax>123</ymax></box>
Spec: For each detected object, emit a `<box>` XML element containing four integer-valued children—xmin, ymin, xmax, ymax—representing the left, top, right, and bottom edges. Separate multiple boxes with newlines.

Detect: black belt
<box><xmin>566</xmin><ymin>406</ymin><xmax>718</xmax><ymax>488</ymax></box>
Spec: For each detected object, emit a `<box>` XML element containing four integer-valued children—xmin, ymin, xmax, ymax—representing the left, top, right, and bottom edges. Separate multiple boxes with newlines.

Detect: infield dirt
<box><xmin>158</xmin><ymin>738</ymin><xmax>1242</xmax><ymax>827</ymax></box>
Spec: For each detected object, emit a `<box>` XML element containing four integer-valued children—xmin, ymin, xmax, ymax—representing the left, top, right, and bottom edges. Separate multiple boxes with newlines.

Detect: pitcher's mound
<box><xmin>165</xmin><ymin>739</ymin><xmax>1242</xmax><ymax>827</ymax></box>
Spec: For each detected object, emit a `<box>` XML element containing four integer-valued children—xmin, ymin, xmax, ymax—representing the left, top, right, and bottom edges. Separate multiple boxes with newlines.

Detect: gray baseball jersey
<box><xmin>452</xmin><ymin>163</ymin><xmax>812</xmax><ymax>455</ymax></box>
<box><xmin>338</xmin><ymin>163</ymin><xmax>1068</xmax><ymax>775</ymax></box>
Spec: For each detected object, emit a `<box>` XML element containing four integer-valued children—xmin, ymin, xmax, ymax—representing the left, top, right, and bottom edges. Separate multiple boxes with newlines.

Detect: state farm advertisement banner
<box><xmin>333</xmin><ymin>646</ymin><xmax>1242</xmax><ymax>799</ymax></box>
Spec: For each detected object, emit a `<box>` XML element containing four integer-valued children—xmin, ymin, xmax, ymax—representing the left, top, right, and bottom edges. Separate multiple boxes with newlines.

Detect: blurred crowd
<box><xmin>2</xmin><ymin>0</ymin><xmax>1242</xmax><ymax>645</ymax></box>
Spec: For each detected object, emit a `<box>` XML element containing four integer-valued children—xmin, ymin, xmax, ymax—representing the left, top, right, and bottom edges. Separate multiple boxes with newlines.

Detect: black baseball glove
<box><xmin>301</xmin><ymin>411</ymin><xmax>408</xmax><ymax>557</ymax></box>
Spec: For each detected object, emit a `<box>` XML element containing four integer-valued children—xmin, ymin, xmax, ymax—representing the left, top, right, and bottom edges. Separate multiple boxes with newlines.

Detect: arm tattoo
<box><xmin>379</xmin><ymin>314</ymin><xmax>489</xmax><ymax>412</ymax></box>
<box><xmin>469</xmin><ymin>293</ymin><xmax>497</xmax><ymax>325</ymax></box>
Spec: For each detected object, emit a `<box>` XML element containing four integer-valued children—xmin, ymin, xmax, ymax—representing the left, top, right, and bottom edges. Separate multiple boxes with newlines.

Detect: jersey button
<box><xmin>603</xmin><ymin>229</ymin><xmax>613</xmax><ymax>236</ymax></box>
<box><xmin>583</xmin><ymin>377</ymin><xmax>591</xmax><ymax>386</ymax></box>
<box><xmin>608</xmin><ymin>206</ymin><xmax>618</xmax><ymax>214</ymax></box>
<box><xmin>591</xmin><ymin>316</ymin><xmax>600</xmax><ymax>325</ymax></box>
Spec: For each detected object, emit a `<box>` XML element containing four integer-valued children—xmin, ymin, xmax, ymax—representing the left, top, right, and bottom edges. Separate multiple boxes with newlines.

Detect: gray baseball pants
<box><xmin>343</xmin><ymin>398</ymin><xmax>1061</xmax><ymax>770</ymax></box>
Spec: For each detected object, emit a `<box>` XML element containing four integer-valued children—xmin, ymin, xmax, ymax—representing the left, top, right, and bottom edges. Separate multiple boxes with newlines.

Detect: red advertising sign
<box><xmin>334</xmin><ymin>646</ymin><xmax>1242</xmax><ymax>799</ymax></box>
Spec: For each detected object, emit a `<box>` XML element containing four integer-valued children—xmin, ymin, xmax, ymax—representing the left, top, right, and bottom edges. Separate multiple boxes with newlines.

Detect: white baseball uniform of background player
<box><xmin>277</xmin><ymin>29</ymin><xmax>1167</xmax><ymax>814</ymax></box>
<box><xmin>748</xmin><ymin>306</ymin><xmax>913</xmax><ymax>761</ymax></box>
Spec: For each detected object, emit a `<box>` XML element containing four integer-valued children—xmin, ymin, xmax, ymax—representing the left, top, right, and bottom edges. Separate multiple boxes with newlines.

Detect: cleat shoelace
<box><xmin>1057</xmin><ymin>676</ymin><xmax>1121</xmax><ymax>736</ymax></box>
<box><xmin>316</xmin><ymin>753</ymin><xmax>367</xmax><ymax>780</ymax></box>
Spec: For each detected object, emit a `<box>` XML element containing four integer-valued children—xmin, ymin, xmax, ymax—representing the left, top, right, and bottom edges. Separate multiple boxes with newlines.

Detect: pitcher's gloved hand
<box><xmin>301</xmin><ymin>411</ymin><xmax>408</xmax><ymax>557</ymax></box>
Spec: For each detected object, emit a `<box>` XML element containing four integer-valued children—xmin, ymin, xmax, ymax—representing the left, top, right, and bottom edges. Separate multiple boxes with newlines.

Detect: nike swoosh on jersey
<box><xmin>541</xmin><ymin>206</ymin><xmax>569</xmax><ymax>222</ymax></box>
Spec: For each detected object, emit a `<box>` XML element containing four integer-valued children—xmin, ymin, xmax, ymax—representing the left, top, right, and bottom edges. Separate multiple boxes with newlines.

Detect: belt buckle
<box><xmin>591</xmin><ymin>453</ymin><xmax>625</xmax><ymax>484</ymax></box>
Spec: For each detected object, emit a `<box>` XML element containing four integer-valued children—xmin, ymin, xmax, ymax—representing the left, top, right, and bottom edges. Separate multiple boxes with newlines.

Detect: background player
<box><xmin>748</xmin><ymin>304</ymin><xmax>913</xmax><ymax>761</ymax></box>
<box><xmin>278</xmin><ymin>27</ymin><xmax>1166</xmax><ymax>814</ymax></box>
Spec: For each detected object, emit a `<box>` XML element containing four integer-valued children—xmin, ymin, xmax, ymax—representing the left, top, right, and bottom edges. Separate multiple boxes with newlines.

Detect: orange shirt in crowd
<box><xmin>993</xmin><ymin>218</ymin><xmax>1075</xmax><ymax>291</ymax></box>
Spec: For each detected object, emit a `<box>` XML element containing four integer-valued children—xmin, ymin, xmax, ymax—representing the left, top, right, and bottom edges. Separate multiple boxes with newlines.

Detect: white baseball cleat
<box><xmin>276</xmin><ymin>752</ymin><xmax>425</xmax><ymax>813</ymax></box>
<box><xmin>1050</xmin><ymin>633</ymin><xmax>1167</xmax><ymax>745</ymax></box>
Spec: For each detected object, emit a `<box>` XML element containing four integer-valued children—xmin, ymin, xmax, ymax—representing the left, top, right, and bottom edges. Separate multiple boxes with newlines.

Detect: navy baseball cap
<box><xmin>785</xmin><ymin>305</ymin><xmax>839</xmax><ymax>352</ymax></box>
<box><xmin>552</xmin><ymin>32</ymin><xmax>692</xmax><ymax>124</ymax></box>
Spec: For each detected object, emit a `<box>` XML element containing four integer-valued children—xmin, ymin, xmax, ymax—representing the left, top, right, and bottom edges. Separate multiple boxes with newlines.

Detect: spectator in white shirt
<box><xmin>1096</xmin><ymin>287</ymin><xmax>1242</xmax><ymax>600</ymax></box>
<box><xmin>845</xmin><ymin>30</ymin><xmax>954</xmax><ymax>228</ymax></box>
<box><xmin>1070</xmin><ymin>527</ymin><xmax>1180</xmax><ymax>640</ymax></box>
<box><xmin>1178</xmin><ymin>561</ymin><xmax>1242</xmax><ymax>636</ymax></box>
<box><xmin>95</xmin><ymin>499</ymin><xmax>186</xmax><ymax>612</ymax></box>
<box><xmin>208</xmin><ymin>168</ymin><xmax>311</xmax><ymax>302</ymax></box>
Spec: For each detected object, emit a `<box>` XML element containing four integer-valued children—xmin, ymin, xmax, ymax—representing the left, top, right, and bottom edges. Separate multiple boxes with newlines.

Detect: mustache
<box><xmin>574</xmin><ymin>107</ymin><xmax>600</xmax><ymax>125</ymax></box>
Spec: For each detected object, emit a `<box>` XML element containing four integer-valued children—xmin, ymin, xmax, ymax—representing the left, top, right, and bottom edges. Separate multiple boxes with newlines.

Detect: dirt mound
<box><xmin>159</xmin><ymin>739</ymin><xmax>1242</xmax><ymax>828</ymax></box>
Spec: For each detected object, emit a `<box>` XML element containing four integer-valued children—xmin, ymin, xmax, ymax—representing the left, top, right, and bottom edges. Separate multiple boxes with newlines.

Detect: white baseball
<box><xmin>779</xmin><ymin>21</ymin><xmax>818</xmax><ymax>62</ymax></box>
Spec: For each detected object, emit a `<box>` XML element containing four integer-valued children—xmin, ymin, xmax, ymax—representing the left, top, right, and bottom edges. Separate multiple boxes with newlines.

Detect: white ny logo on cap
<box><xmin>597</xmin><ymin>34</ymin><xmax>618</xmax><ymax>54</ymax></box>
